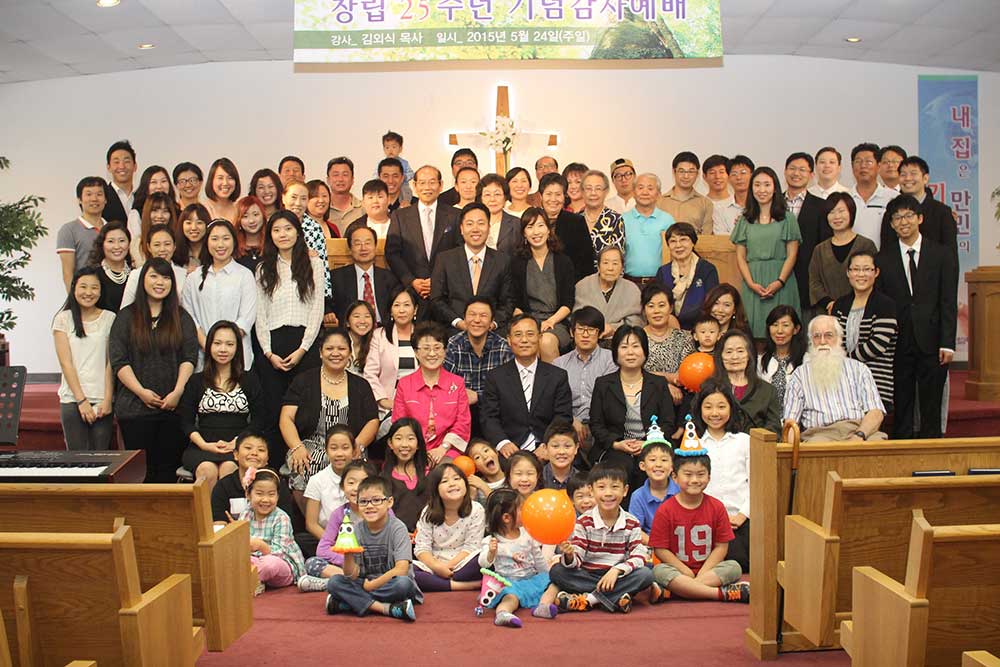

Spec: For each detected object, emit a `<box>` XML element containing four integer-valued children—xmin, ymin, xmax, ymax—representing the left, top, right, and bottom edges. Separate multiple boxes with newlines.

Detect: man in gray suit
<box><xmin>385</xmin><ymin>165</ymin><xmax>459</xmax><ymax>314</ymax></box>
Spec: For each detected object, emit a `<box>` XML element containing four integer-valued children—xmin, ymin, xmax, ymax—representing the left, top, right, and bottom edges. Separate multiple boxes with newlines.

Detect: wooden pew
<box><xmin>0</xmin><ymin>481</ymin><xmax>252</xmax><ymax>652</ymax></box>
<box><xmin>0</xmin><ymin>608</ymin><xmax>97</xmax><ymax>667</ymax></box>
<box><xmin>745</xmin><ymin>428</ymin><xmax>1000</xmax><ymax>660</ymax></box>
<box><xmin>0</xmin><ymin>525</ymin><xmax>203</xmax><ymax>666</ymax></box>
<box><xmin>964</xmin><ymin>652</ymin><xmax>1000</xmax><ymax>667</ymax></box>
<box><xmin>841</xmin><ymin>511</ymin><xmax>1000</xmax><ymax>666</ymax></box>
<box><xmin>780</xmin><ymin>472</ymin><xmax>1000</xmax><ymax>647</ymax></box>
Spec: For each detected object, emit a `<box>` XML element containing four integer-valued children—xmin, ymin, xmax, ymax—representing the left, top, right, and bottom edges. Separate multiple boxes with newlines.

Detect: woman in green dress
<box><xmin>730</xmin><ymin>167</ymin><xmax>802</xmax><ymax>339</ymax></box>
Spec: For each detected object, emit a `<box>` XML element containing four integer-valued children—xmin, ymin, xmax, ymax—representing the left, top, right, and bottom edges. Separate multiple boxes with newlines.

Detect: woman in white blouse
<box><xmin>181</xmin><ymin>219</ymin><xmax>257</xmax><ymax>371</ymax></box>
<box><xmin>52</xmin><ymin>266</ymin><xmax>116</xmax><ymax>450</ymax></box>
<box><xmin>255</xmin><ymin>210</ymin><xmax>325</xmax><ymax>420</ymax></box>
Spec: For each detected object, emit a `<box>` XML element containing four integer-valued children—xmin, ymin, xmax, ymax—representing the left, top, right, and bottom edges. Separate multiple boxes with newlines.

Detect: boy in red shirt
<box><xmin>648</xmin><ymin>448</ymin><xmax>749</xmax><ymax>602</ymax></box>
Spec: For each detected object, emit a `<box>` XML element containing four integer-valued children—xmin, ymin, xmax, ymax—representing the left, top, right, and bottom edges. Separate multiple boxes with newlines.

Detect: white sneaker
<box><xmin>297</xmin><ymin>575</ymin><xmax>329</xmax><ymax>592</ymax></box>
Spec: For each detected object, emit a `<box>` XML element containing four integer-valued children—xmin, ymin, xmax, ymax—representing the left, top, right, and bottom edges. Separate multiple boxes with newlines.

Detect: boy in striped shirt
<box><xmin>549</xmin><ymin>463</ymin><xmax>660</xmax><ymax>613</ymax></box>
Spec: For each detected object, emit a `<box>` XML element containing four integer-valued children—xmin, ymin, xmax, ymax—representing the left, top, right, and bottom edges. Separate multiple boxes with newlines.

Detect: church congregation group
<box><xmin>49</xmin><ymin>131</ymin><xmax>958</xmax><ymax>623</ymax></box>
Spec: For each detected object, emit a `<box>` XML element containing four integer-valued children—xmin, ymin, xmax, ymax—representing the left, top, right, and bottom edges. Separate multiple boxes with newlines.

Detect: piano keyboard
<box><xmin>0</xmin><ymin>450</ymin><xmax>145</xmax><ymax>483</ymax></box>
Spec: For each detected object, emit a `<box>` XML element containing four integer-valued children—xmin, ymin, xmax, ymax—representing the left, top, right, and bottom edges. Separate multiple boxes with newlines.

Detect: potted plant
<box><xmin>0</xmin><ymin>156</ymin><xmax>47</xmax><ymax>365</ymax></box>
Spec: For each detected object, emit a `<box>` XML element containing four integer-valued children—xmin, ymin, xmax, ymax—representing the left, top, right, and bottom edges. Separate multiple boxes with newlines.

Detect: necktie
<box><xmin>520</xmin><ymin>367</ymin><xmax>536</xmax><ymax>451</ymax></box>
<box><xmin>422</xmin><ymin>207</ymin><xmax>434</xmax><ymax>260</ymax></box>
<box><xmin>471</xmin><ymin>256</ymin><xmax>481</xmax><ymax>294</ymax></box>
<box><xmin>362</xmin><ymin>272</ymin><xmax>376</xmax><ymax>319</ymax></box>
<box><xmin>907</xmin><ymin>248</ymin><xmax>918</xmax><ymax>296</ymax></box>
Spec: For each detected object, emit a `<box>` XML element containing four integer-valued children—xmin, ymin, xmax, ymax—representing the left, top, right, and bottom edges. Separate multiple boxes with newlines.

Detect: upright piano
<box><xmin>0</xmin><ymin>450</ymin><xmax>145</xmax><ymax>483</ymax></box>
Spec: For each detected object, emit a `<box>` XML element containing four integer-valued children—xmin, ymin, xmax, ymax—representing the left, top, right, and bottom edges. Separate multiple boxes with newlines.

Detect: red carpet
<box><xmin>196</xmin><ymin>587</ymin><xmax>848</xmax><ymax>666</ymax></box>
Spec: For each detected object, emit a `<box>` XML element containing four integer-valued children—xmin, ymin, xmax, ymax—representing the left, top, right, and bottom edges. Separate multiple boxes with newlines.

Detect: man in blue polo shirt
<box><xmin>622</xmin><ymin>173</ymin><xmax>674</xmax><ymax>284</ymax></box>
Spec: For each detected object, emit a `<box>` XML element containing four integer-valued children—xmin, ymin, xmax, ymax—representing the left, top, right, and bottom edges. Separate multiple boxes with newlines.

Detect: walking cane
<box><xmin>776</xmin><ymin>420</ymin><xmax>801</xmax><ymax>645</ymax></box>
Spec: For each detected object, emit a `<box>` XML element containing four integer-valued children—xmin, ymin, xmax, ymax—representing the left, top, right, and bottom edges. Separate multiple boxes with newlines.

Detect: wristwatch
<box><xmin>852</xmin><ymin>430</ymin><xmax>867</xmax><ymax>440</ymax></box>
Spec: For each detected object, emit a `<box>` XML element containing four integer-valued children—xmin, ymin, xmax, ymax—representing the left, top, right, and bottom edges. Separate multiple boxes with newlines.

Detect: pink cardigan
<box><xmin>363</xmin><ymin>327</ymin><xmax>404</xmax><ymax>403</ymax></box>
<box><xmin>391</xmin><ymin>368</ymin><xmax>471</xmax><ymax>455</ymax></box>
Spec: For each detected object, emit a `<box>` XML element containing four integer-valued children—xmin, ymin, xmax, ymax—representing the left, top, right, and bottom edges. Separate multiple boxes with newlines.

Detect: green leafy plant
<box><xmin>0</xmin><ymin>156</ymin><xmax>47</xmax><ymax>331</ymax></box>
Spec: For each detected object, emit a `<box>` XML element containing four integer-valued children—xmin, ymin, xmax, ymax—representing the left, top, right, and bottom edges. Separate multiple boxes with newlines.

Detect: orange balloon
<box><xmin>678</xmin><ymin>352</ymin><xmax>715</xmax><ymax>392</ymax></box>
<box><xmin>453</xmin><ymin>455</ymin><xmax>476</xmax><ymax>477</ymax></box>
<box><xmin>522</xmin><ymin>489</ymin><xmax>576</xmax><ymax>545</ymax></box>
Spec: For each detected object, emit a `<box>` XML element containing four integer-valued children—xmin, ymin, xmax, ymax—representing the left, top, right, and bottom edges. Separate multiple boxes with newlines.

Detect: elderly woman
<box><xmin>476</xmin><ymin>173</ymin><xmax>521</xmax><ymax>256</ymax></box>
<box><xmin>654</xmin><ymin>222</ymin><xmax>720</xmax><ymax>330</ymax></box>
<box><xmin>642</xmin><ymin>282</ymin><xmax>695</xmax><ymax>405</ymax></box>
<box><xmin>832</xmin><ymin>249</ymin><xmax>898</xmax><ymax>413</ymax></box>
<box><xmin>809</xmin><ymin>192</ymin><xmax>877</xmax><ymax>314</ymax></box>
<box><xmin>589</xmin><ymin>325</ymin><xmax>674</xmax><ymax>483</ymax></box>
<box><xmin>712</xmin><ymin>329</ymin><xmax>781</xmax><ymax>434</ymax></box>
<box><xmin>538</xmin><ymin>172</ymin><xmax>596</xmax><ymax>281</ymax></box>
<box><xmin>573</xmin><ymin>246</ymin><xmax>643</xmax><ymax>345</ymax></box>
<box><xmin>580</xmin><ymin>169</ymin><xmax>625</xmax><ymax>267</ymax></box>
<box><xmin>510</xmin><ymin>208</ymin><xmax>575</xmax><ymax>362</ymax></box>
<box><xmin>280</xmin><ymin>327</ymin><xmax>379</xmax><ymax>507</ymax></box>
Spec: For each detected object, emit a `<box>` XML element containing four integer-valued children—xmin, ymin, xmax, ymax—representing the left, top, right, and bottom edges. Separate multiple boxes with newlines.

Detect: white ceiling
<box><xmin>1</xmin><ymin>0</ymin><xmax>1000</xmax><ymax>84</ymax></box>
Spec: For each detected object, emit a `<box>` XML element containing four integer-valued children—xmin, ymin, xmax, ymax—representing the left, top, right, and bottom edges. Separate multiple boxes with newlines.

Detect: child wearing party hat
<box><xmin>627</xmin><ymin>415</ymin><xmax>680</xmax><ymax>537</ymax></box>
<box><xmin>647</xmin><ymin>414</ymin><xmax>750</xmax><ymax>603</ymax></box>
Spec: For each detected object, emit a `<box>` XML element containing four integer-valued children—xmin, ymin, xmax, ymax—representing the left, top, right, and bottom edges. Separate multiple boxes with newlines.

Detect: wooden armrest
<box><xmin>851</xmin><ymin>566</ymin><xmax>929</xmax><ymax>667</ymax></box>
<box><xmin>839</xmin><ymin>620</ymin><xmax>852</xmax><ymax>657</ymax></box>
<box><xmin>120</xmin><ymin>573</ymin><xmax>201</xmax><ymax>667</ymax></box>
<box><xmin>65</xmin><ymin>662</ymin><xmax>98</xmax><ymax>667</ymax></box>
<box><xmin>964</xmin><ymin>651</ymin><xmax>1000</xmax><ymax>667</ymax></box>
<box><xmin>782</xmin><ymin>514</ymin><xmax>840</xmax><ymax>647</ymax></box>
<box><xmin>197</xmin><ymin>519</ymin><xmax>253</xmax><ymax>651</ymax></box>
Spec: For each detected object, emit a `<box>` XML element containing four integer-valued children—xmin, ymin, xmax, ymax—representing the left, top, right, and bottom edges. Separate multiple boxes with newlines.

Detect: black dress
<box><xmin>178</xmin><ymin>371</ymin><xmax>267</xmax><ymax>471</ymax></box>
<box><xmin>554</xmin><ymin>211</ymin><xmax>597</xmax><ymax>282</ymax></box>
<box><xmin>96</xmin><ymin>266</ymin><xmax>128</xmax><ymax>312</ymax></box>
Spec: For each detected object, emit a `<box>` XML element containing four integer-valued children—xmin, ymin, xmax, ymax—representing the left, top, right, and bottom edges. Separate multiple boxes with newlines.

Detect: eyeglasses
<box><xmin>853</xmin><ymin>159</ymin><xmax>876</xmax><ymax>167</ymax></box>
<box><xmin>177</xmin><ymin>177</ymin><xmax>200</xmax><ymax>186</ymax></box>
<box><xmin>612</xmin><ymin>171</ymin><xmax>635</xmax><ymax>181</ymax></box>
<box><xmin>357</xmin><ymin>497</ymin><xmax>389</xmax><ymax>507</ymax></box>
<box><xmin>811</xmin><ymin>331</ymin><xmax>837</xmax><ymax>342</ymax></box>
<box><xmin>786</xmin><ymin>166</ymin><xmax>811</xmax><ymax>174</ymax></box>
<box><xmin>574</xmin><ymin>326</ymin><xmax>600</xmax><ymax>336</ymax></box>
<box><xmin>891</xmin><ymin>211</ymin><xmax>918</xmax><ymax>223</ymax></box>
<box><xmin>417</xmin><ymin>345</ymin><xmax>445</xmax><ymax>354</ymax></box>
<box><xmin>583</xmin><ymin>186</ymin><xmax>606</xmax><ymax>193</ymax></box>
<box><xmin>848</xmin><ymin>267</ymin><xmax>876</xmax><ymax>275</ymax></box>
<box><xmin>881</xmin><ymin>158</ymin><xmax>903</xmax><ymax>166</ymax></box>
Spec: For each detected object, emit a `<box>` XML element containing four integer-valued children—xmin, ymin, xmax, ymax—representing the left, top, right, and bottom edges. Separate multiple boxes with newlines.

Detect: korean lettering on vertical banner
<box><xmin>294</xmin><ymin>0</ymin><xmax>722</xmax><ymax>63</ymax></box>
<box><xmin>918</xmin><ymin>74</ymin><xmax>978</xmax><ymax>359</ymax></box>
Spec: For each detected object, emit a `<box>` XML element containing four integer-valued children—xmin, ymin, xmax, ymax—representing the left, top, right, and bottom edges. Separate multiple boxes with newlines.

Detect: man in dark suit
<box><xmin>431</xmin><ymin>202</ymin><xmax>514</xmax><ymax>334</ymax></box>
<box><xmin>879</xmin><ymin>156</ymin><xmax>958</xmax><ymax>256</ymax></box>
<box><xmin>101</xmin><ymin>140</ymin><xmax>136</xmax><ymax>225</ymax></box>
<box><xmin>784</xmin><ymin>152</ymin><xmax>832</xmax><ymax>314</ymax></box>
<box><xmin>385</xmin><ymin>165</ymin><xmax>459</xmax><ymax>315</ymax></box>
<box><xmin>330</xmin><ymin>223</ymin><xmax>400</xmax><ymax>326</ymax></box>
<box><xmin>876</xmin><ymin>194</ymin><xmax>958</xmax><ymax>439</ymax></box>
<box><xmin>438</xmin><ymin>148</ymin><xmax>478</xmax><ymax>208</ymax></box>
<box><xmin>481</xmin><ymin>314</ymin><xmax>573</xmax><ymax>459</ymax></box>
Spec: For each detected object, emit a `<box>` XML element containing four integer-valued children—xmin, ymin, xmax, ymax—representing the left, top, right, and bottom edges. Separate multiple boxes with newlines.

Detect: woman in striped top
<box><xmin>364</xmin><ymin>285</ymin><xmax>420</xmax><ymax>440</ymax></box>
<box><xmin>832</xmin><ymin>250</ymin><xmax>898</xmax><ymax>412</ymax></box>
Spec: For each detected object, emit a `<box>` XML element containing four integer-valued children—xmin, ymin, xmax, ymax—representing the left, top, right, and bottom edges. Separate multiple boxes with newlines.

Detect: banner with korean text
<box><xmin>918</xmin><ymin>74</ymin><xmax>978</xmax><ymax>359</ymax></box>
<box><xmin>294</xmin><ymin>0</ymin><xmax>721</xmax><ymax>62</ymax></box>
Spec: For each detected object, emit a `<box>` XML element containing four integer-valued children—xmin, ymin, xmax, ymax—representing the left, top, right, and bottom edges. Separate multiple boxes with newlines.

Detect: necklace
<box><xmin>321</xmin><ymin>370</ymin><xmax>346</xmax><ymax>386</ymax></box>
<box><xmin>102</xmin><ymin>260</ymin><xmax>129</xmax><ymax>284</ymax></box>
<box><xmin>621</xmin><ymin>375</ymin><xmax>643</xmax><ymax>392</ymax></box>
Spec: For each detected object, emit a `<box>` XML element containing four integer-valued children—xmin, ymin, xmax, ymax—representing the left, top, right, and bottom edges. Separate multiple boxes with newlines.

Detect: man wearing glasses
<box><xmin>553</xmin><ymin>307</ymin><xmax>618</xmax><ymax>451</ymax></box>
<box><xmin>876</xmin><ymin>195</ymin><xmax>958</xmax><ymax>439</ymax></box>
<box><xmin>877</xmin><ymin>145</ymin><xmax>907</xmax><ymax>191</ymax></box>
<box><xmin>657</xmin><ymin>152</ymin><xmax>713</xmax><ymax>235</ymax></box>
<box><xmin>849</xmin><ymin>143</ymin><xmax>899</xmax><ymax>249</ymax></box>
<box><xmin>606</xmin><ymin>158</ymin><xmax>637</xmax><ymax>214</ymax></box>
<box><xmin>783</xmin><ymin>315</ymin><xmax>887</xmax><ymax>443</ymax></box>
<box><xmin>878</xmin><ymin>156</ymin><xmax>958</xmax><ymax>255</ymax></box>
<box><xmin>785</xmin><ymin>152</ymin><xmax>832</xmax><ymax>319</ymax></box>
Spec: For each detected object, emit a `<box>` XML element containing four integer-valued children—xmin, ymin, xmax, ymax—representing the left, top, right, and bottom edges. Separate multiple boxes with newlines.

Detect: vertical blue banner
<box><xmin>918</xmin><ymin>75</ymin><xmax>978</xmax><ymax>359</ymax></box>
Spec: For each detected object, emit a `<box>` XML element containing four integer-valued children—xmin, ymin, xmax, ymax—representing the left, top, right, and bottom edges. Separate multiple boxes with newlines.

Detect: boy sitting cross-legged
<box><xmin>549</xmin><ymin>462</ymin><xmax>659</xmax><ymax>613</ymax></box>
<box><xmin>648</xmin><ymin>446</ymin><xmax>749</xmax><ymax>603</ymax></box>
<box><xmin>326</xmin><ymin>476</ymin><xmax>424</xmax><ymax>621</ymax></box>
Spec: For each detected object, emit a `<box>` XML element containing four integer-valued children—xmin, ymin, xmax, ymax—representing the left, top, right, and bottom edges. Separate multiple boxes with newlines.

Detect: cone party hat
<box><xmin>676</xmin><ymin>414</ymin><xmax>709</xmax><ymax>457</ymax></box>
<box><xmin>331</xmin><ymin>511</ymin><xmax>364</xmax><ymax>554</ymax></box>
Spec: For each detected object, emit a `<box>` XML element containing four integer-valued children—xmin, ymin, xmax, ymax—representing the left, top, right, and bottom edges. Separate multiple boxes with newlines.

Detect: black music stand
<box><xmin>0</xmin><ymin>366</ymin><xmax>26</xmax><ymax>447</ymax></box>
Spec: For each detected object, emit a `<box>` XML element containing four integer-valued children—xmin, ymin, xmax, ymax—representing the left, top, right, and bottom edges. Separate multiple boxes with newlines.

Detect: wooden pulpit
<box><xmin>965</xmin><ymin>266</ymin><xmax>1000</xmax><ymax>401</ymax></box>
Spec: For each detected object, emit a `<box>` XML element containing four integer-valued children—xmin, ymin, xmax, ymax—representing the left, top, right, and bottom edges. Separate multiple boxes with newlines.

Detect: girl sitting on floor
<box><xmin>413</xmin><ymin>462</ymin><xmax>486</xmax><ymax>592</ymax></box>
<box><xmin>241</xmin><ymin>468</ymin><xmax>305</xmax><ymax>594</ymax></box>
<box><xmin>479</xmin><ymin>489</ymin><xmax>558</xmax><ymax>627</ymax></box>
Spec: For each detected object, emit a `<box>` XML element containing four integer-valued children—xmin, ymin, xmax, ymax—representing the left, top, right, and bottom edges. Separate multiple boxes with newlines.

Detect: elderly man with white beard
<box><xmin>783</xmin><ymin>315</ymin><xmax>887</xmax><ymax>442</ymax></box>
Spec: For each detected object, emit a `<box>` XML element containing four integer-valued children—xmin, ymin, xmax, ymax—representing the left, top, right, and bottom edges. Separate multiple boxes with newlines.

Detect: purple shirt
<box><xmin>315</xmin><ymin>502</ymin><xmax>396</xmax><ymax>564</ymax></box>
